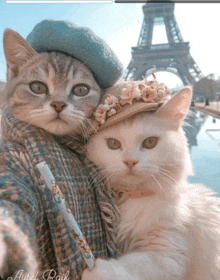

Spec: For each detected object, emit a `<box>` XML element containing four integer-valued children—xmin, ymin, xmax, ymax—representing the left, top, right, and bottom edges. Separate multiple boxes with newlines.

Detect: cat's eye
<box><xmin>30</xmin><ymin>81</ymin><xmax>48</xmax><ymax>94</ymax></box>
<box><xmin>107</xmin><ymin>138</ymin><xmax>121</xmax><ymax>150</ymax></box>
<box><xmin>72</xmin><ymin>84</ymin><xmax>90</xmax><ymax>97</ymax></box>
<box><xmin>142</xmin><ymin>137</ymin><xmax>158</xmax><ymax>149</ymax></box>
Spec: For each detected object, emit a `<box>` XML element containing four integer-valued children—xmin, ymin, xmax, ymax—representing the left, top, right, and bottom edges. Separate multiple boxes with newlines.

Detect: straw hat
<box><xmin>92</xmin><ymin>77</ymin><xmax>172</xmax><ymax>131</ymax></box>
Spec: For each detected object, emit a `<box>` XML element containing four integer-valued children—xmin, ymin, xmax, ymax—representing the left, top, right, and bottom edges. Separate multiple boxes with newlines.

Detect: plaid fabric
<box><xmin>0</xmin><ymin>112</ymin><xmax>118</xmax><ymax>279</ymax></box>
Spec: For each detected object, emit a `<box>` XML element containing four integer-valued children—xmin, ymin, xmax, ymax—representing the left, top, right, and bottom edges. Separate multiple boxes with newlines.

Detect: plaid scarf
<box><xmin>0</xmin><ymin>112</ymin><xmax>119</xmax><ymax>279</ymax></box>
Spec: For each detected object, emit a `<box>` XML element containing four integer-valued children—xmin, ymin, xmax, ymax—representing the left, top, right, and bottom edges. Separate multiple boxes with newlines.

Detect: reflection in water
<box><xmin>184</xmin><ymin>110</ymin><xmax>207</xmax><ymax>151</ymax></box>
<box><xmin>184</xmin><ymin>110</ymin><xmax>220</xmax><ymax>196</ymax></box>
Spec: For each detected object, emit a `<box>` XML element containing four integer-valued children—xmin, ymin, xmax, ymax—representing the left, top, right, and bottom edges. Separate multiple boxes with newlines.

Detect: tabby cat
<box><xmin>3</xmin><ymin>29</ymin><xmax>102</xmax><ymax>137</ymax></box>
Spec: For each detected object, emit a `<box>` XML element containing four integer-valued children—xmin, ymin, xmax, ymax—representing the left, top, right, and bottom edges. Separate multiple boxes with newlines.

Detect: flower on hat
<box><xmin>120</xmin><ymin>84</ymin><xmax>142</xmax><ymax>106</ymax></box>
<box><xmin>141</xmin><ymin>86</ymin><xmax>158</xmax><ymax>102</ymax></box>
<box><xmin>157</xmin><ymin>83</ymin><xmax>165</xmax><ymax>90</ymax></box>
<box><xmin>148</xmin><ymin>80</ymin><xmax>159</xmax><ymax>89</ymax></box>
<box><xmin>93</xmin><ymin>104</ymin><xmax>110</xmax><ymax>124</ymax></box>
<box><xmin>93</xmin><ymin>76</ymin><xmax>173</xmax><ymax>127</ymax></box>
<box><xmin>107</xmin><ymin>108</ymin><xmax>117</xmax><ymax>117</ymax></box>
<box><xmin>104</xmin><ymin>95</ymin><xmax>119</xmax><ymax>108</ymax></box>
<box><xmin>154</xmin><ymin>83</ymin><xmax>172</xmax><ymax>103</ymax></box>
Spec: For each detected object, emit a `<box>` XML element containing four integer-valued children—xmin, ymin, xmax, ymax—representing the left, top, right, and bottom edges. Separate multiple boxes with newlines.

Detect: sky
<box><xmin>1</xmin><ymin>1</ymin><xmax>220</xmax><ymax>88</ymax></box>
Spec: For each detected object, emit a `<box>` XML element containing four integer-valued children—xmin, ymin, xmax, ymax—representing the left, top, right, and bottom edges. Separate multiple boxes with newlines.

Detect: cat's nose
<box><xmin>123</xmin><ymin>160</ymin><xmax>139</xmax><ymax>169</ymax></box>
<box><xmin>50</xmin><ymin>101</ymin><xmax>67</xmax><ymax>113</ymax></box>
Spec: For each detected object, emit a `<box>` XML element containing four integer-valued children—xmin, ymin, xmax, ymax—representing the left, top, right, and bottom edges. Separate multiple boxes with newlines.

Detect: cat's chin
<box><xmin>108</xmin><ymin>172</ymin><xmax>148</xmax><ymax>190</ymax></box>
<box><xmin>47</xmin><ymin>125</ymin><xmax>77</xmax><ymax>136</ymax></box>
<box><xmin>38</xmin><ymin>119</ymin><xmax>79</xmax><ymax>136</ymax></box>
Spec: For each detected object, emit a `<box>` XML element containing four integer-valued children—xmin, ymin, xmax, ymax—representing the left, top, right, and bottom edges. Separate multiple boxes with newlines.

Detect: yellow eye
<box><xmin>107</xmin><ymin>138</ymin><xmax>121</xmax><ymax>150</ymax></box>
<box><xmin>142</xmin><ymin>137</ymin><xmax>158</xmax><ymax>149</ymax></box>
<box><xmin>72</xmin><ymin>84</ymin><xmax>90</xmax><ymax>97</ymax></box>
<box><xmin>30</xmin><ymin>81</ymin><xmax>48</xmax><ymax>94</ymax></box>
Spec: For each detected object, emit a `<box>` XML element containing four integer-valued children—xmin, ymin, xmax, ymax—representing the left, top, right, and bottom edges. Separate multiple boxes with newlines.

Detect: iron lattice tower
<box><xmin>125</xmin><ymin>1</ymin><xmax>204</xmax><ymax>85</ymax></box>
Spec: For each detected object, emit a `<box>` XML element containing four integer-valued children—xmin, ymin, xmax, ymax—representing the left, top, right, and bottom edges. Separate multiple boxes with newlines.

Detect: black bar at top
<box><xmin>115</xmin><ymin>0</ymin><xmax>220</xmax><ymax>2</ymax></box>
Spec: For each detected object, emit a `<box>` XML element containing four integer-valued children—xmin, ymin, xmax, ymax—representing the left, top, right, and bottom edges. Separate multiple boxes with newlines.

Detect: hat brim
<box><xmin>97</xmin><ymin>102</ymin><xmax>161</xmax><ymax>131</ymax></box>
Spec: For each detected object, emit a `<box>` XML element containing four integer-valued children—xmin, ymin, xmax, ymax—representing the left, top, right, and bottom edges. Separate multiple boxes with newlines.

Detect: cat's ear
<box><xmin>3</xmin><ymin>29</ymin><xmax>38</xmax><ymax>78</ymax></box>
<box><xmin>154</xmin><ymin>87</ymin><xmax>192</xmax><ymax>128</ymax></box>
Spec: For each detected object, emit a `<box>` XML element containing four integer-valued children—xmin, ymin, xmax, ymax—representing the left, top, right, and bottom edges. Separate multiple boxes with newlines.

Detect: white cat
<box><xmin>83</xmin><ymin>86</ymin><xmax>220</xmax><ymax>280</ymax></box>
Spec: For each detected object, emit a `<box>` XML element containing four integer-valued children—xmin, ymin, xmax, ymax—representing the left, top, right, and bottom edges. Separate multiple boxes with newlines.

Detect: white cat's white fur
<box><xmin>83</xmin><ymin>88</ymin><xmax>220</xmax><ymax>280</ymax></box>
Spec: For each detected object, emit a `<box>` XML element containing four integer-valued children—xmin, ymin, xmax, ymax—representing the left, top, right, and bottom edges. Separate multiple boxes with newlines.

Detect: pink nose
<box><xmin>50</xmin><ymin>101</ymin><xmax>67</xmax><ymax>113</ymax></box>
<box><xmin>123</xmin><ymin>160</ymin><xmax>139</xmax><ymax>169</ymax></box>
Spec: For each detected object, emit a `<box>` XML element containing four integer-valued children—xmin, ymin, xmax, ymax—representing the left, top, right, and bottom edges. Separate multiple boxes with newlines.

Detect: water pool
<box><xmin>186</xmin><ymin>111</ymin><xmax>220</xmax><ymax>196</ymax></box>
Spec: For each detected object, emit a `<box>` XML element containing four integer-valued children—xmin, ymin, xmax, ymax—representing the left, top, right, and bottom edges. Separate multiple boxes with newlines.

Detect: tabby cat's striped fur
<box><xmin>3</xmin><ymin>29</ymin><xmax>102</xmax><ymax>137</ymax></box>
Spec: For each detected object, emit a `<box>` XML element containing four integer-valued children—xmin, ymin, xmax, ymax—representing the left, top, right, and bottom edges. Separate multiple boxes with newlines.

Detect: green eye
<box><xmin>107</xmin><ymin>138</ymin><xmax>121</xmax><ymax>150</ymax></box>
<box><xmin>72</xmin><ymin>84</ymin><xmax>90</xmax><ymax>97</ymax></box>
<box><xmin>30</xmin><ymin>81</ymin><xmax>48</xmax><ymax>94</ymax></box>
<box><xmin>142</xmin><ymin>137</ymin><xmax>158</xmax><ymax>149</ymax></box>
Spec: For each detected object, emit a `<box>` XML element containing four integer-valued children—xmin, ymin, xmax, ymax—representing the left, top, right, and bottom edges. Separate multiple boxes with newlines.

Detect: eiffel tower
<box><xmin>124</xmin><ymin>1</ymin><xmax>204</xmax><ymax>86</ymax></box>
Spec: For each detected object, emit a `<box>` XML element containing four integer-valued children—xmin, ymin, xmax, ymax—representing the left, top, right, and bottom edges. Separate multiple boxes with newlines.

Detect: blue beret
<box><xmin>26</xmin><ymin>20</ymin><xmax>123</xmax><ymax>88</ymax></box>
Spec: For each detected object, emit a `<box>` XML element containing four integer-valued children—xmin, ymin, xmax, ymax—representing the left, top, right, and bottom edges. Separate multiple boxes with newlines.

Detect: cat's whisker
<box><xmin>24</xmin><ymin>110</ymin><xmax>48</xmax><ymax>119</ymax></box>
<box><xmin>87</xmin><ymin>164</ymin><xmax>102</xmax><ymax>177</ymax></box>
<box><xmin>69</xmin><ymin>110</ymin><xmax>85</xmax><ymax>118</ymax></box>
<box><xmin>158</xmin><ymin>170</ymin><xmax>177</xmax><ymax>186</ymax></box>
<box><xmin>84</xmin><ymin>118</ymin><xmax>98</xmax><ymax>135</ymax></box>
<box><xmin>82</xmin><ymin>121</ymin><xmax>91</xmax><ymax>141</ymax></box>
<box><xmin>90</xmin><ymin>170</ymin><xmax>113</xmax><ymax>189</ymax></box>
<box><xmin>78</xmin><ymin>120</ymin><xmax>87</xmax><ymax>140</ymax></box>
<box><xmin>88</xmin><ymin>173</ymin><xmax>103</xmax><ymax>187</ymax></box>
<box><xmin>161</xmin><ymin>162</ymin><xmax>181</xmax><ymax>166</ymax></box>
<box><xmin>20</xmin><ymin>114</ymin><xmax>45</xmax><ymax>126</ymax></box>
<box><xmin>81</xmin><ymin>120</ymin><xmax>91</xmax><ymax>141</ymax></box>
<box><xmin>90</xmin><ymin>174</ymin><xmax>104</xmax><ymax>187</ymax></box>
<box><xmin>161</xmin><ymin>163</ymin><xmax>182</xmax><ymax>173</ymax></box>
<box><xmin>141</xmin><ymin>163</ymin><xmax>160</xmax><ymax>174</ymax></box>
<box><xmin>69</xmin><ymin>114</ymin><xmax>86</xmax><ymax>123</ymax></box>
<box><xmin>104</xmin><ymin>173</ymin><xmax>115</xmax><ymax>187</ymax></box>
<box><xmin>150</xmin><ymin>174</ymin><xmax>167</xmax><ymax>198</ymax></box>
<box><xmin>143</xmin><ymin>166</ymin><xmax>174</xmax><ymax>186</ymax></box>
<box><xmin>93</xmin><ymin>172</ymin><xmax>113</xmax><ymax>187</ymax></box>
<box><xmin>160</xmin><ymin>176</ymin><xmax>174</xmax><ymax>187</ymax></box>
<box><xmin>159</xmin><ymin>166</ymin><xmax>177</xmax><ymax>178</ymax></box>
<box><xmin>159</xmin><ymin>166</ymin><xmax>176</xmax><ymax>176</ymax></box>
<box><xmin>141</xmin><ymin>163</ymin><xmax>180</xmax><ymax>181</ymax></box>
<box><xmin>158</xmin><ymin>168</ymin><xmax>176</xmax><ymax>181</ymax></box>
<box><xmin>86</xmin><ymin>163</ymin><xmax>106</xmax><ymax>179</ymax></box>
<box><xmin>158</xmin><ymin>173</ymin><xmax>174</xmax><ymax>186</ymax></box>
<box><xmin>88</xmin><ymin>163</ymin><xmax>116</xmax><ymax>188</ymax></box>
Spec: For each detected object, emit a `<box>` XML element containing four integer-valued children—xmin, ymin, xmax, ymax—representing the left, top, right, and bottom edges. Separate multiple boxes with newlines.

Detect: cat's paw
<box><xmin>82</xmin><ymin>259</ymin><xmax>134</xmax><ymax>280</ymax></box>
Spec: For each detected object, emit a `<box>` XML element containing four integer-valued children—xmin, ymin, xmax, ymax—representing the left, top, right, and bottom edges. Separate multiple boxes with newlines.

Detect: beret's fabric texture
<box><xmin>26</xmin><ymin>20</ymin><xmax>123</xmax><ymax>88</ymax></box>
